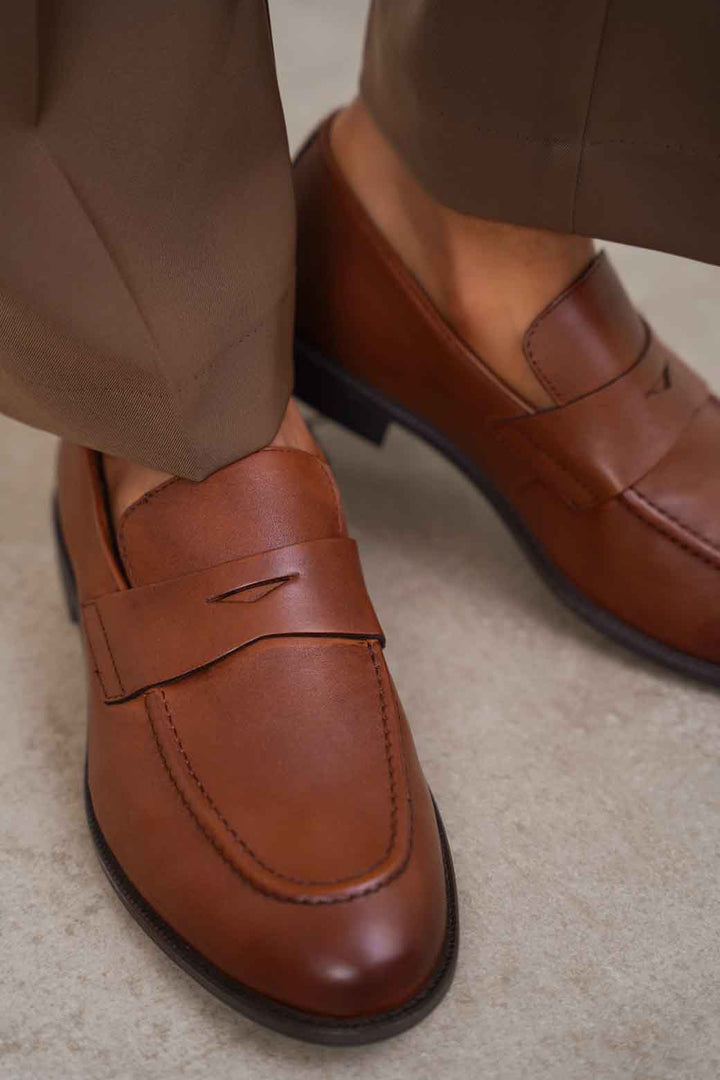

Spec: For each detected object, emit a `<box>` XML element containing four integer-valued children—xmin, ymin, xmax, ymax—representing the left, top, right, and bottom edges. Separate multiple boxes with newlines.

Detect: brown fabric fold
<box><xmin>1</xmin><ymin>1</ymin><xmax>717</xmax><ymax>478</ymax></box>
<box><xmin>362</xmin><ymin>0</ymin><xmax>720</xmax><ymax>267</ymax></box>
<box><xmin>0</xmin><ymin>0</ymin><xmax>295</xmax><ymax>479</ymax></box>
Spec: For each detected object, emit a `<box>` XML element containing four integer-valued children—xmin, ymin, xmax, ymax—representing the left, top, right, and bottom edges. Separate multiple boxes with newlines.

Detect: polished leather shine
<box><xmin>294</xmin><ymin>121</ymin><xmax>720</xmax><ymax>678</ymax></box>
<box><xmin>56</xmin><ymin>439</ymin><xmax>453</xmax><ymax>1037</ymax></box>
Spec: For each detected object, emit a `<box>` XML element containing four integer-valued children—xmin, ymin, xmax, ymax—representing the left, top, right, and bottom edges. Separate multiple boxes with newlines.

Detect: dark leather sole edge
<box><xmin>53</xmin><ymin>499</ymin><xmax>459</xmax><ymax>1047</ymax></box>
<box><xmin>84</xmin><ymin>769</ymin><xmax>459</xmax><ymax>1046</ymax></box>
<box><xmin>294</xmin><ymin>338</ymin><xmax>720</xmax><ymax>689</ymax></box>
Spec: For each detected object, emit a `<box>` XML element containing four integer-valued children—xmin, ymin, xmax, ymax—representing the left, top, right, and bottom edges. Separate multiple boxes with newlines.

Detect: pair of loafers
<box><xmin>56</xmin><ymin>120</ymin><xmax>720</xmax><ymax>1044</ymax></box>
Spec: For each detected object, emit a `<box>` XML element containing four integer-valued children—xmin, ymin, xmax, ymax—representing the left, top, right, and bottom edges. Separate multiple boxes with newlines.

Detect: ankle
<box><xmin>102</xmin><ymin>456</ymin><xmax>174</xmax><ymax>533</ymax></box>
<box><xmin>331</xmin><ymin>100</ymin><xmax>596</xmax><ymax>406</ymax></box>
<box><xmin>103</xmin><ymin>402</ymin><xmax>320</xmax><ymax>532</ymax></box>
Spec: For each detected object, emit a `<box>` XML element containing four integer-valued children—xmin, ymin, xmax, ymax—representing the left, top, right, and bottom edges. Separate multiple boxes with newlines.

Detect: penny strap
<box><xmin>495</xmin><ymin>330</ymin><xmax>709</xmax><ymax>509</ymax></box>
<box><xmin>82</xmin><ymin>537</ymin><xmax>383</xmax><ymax>703</ymax></box>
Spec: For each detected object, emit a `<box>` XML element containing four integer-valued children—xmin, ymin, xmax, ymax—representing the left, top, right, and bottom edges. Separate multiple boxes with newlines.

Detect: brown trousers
<box><xmin>1</xmin><ymin>1</ymin><xmax>718</xmax><ymax>479</ymax></box>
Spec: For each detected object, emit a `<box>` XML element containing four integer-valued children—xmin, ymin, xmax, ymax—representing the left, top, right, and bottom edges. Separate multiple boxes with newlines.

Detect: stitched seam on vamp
<box><xmin>147</xmin><ymin>696</ymin><xmax>413</xmax><ymax>906</ymax></box>
<box><xmin>151</xmin><ymin>650</ymin><xmax>402</xmax><ymax>893</ymax></box>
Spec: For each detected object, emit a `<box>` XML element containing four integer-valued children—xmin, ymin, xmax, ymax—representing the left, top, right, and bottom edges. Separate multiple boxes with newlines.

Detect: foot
<box><xmin>293</xmin><ymin>115</ymin><xmax>720</xmax><ymax>685</ymax></box>
<box><xmin>56</xmin><ymin>418</ymin><xmax>457</xmax><ymax>1042</ymax></box>
<box><xmin>331</xmin><ymin>100</ymin><xmax>596</xmax><ymax>408</ymax></box>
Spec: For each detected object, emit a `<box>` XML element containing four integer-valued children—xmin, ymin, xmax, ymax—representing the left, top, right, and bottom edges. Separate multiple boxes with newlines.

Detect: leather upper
<box><xmin>295</xmin><ymin>120</ymin><xmax>720</xmax><ymax>666</ymax></box>
<box><xmin>83</xmin><ymin>536</ymin><xmax>383</xmax><ymax>702</ymax></box>
<box><xmin>496</xmin><ymin>325</ymin><xmax>708</xmax><ymax>510</ymax></box>
<box><xmin>57</xmin><ymin>439</ymin><xmax>448</xmax><ymax>1016</ymax></box>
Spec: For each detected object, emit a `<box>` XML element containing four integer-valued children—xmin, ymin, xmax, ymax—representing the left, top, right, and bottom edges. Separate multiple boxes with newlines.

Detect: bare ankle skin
<box><xmin>331</xmin><ymin>100</ymin><xmax>596</xmax><ymax>407</ymax></box>
<box><xmin>102</xmin><ymin>456</ymin><xmax>174</xmax><ymax>528</ymax></box>
<box><xmin>103</xmin><ymin>400</ymin><xmax>319</xmax><ymax>530</ymax></box>
<box><xmin>106</xmin><ymin>100</ymin><xmax>595</xmax><ymax>530</ymax></box>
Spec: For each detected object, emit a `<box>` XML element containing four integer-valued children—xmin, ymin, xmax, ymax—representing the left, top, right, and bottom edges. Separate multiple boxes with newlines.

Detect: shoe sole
<box><xmin>53</xmin><ymin>500</ymin><xmax>459</xmax><ymax>1046</ymax></box>
<box><xmin>294</xmin><ymin>338</ymin><xmax>720</xmax><ymax>688</ymax></box>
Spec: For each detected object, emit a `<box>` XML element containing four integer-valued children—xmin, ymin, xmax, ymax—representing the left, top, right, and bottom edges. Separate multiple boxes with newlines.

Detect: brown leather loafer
<box><xmin>294</xmin><ymin>120</ymin><xmax>720</xmax><ymax>686</ymax></box>
<box><xmin>55</xmin><ymin>440</ymin><xmax>457</xmax><ymax>1045</ymax></box>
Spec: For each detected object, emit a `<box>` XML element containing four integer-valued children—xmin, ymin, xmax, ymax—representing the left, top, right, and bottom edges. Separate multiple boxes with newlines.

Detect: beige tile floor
<box><xmin>2</xmin><ymin>4</ymin><xmax>720</xmax><ymax>1078</ymax></box>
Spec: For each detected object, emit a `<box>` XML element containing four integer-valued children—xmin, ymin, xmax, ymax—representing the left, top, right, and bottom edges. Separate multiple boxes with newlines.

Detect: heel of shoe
<box><xmin>294</xmin><ymin>339</ymin><xmax>392</xmax><ymax>447</ymax></box>
<box><xmin>53</xmin><ymin>498</ymin><xmax>80</xmax><ymax>624</ymax></box>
